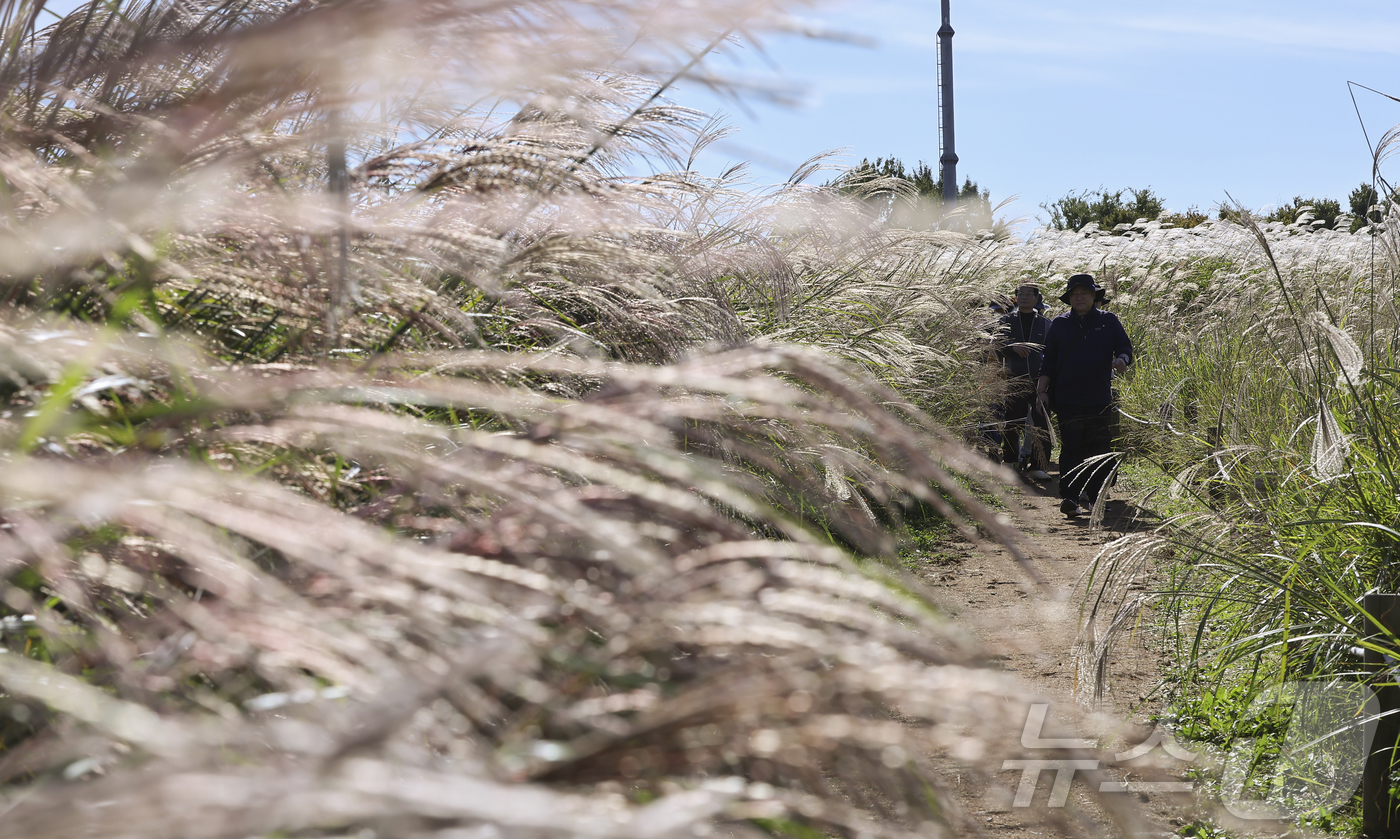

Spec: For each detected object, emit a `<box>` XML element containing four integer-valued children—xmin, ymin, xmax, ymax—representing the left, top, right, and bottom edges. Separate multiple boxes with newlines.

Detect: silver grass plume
<box><xmin>1312</xmin><ymin>311</ymin><xmax>1364</xmax><ymax>388</ymax></box>
<box><xmin>1310</xmin><ymin>399</ymin><xmax>1348</xmax><ymax>480</ymax></box>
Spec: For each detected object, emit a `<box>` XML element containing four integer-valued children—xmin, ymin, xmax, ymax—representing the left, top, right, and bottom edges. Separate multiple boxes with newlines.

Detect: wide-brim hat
<box><xmin>1058</xmin><ymin>273</ymin><xmax>1109</xmax><ymax>305</ymax></box>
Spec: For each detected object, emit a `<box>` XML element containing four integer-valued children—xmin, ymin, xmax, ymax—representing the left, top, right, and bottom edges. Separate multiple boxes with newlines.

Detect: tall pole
<box><xmin>938</xmin><ymin>0</ymin><xmax>958</xmax><ymax>207</ymax></box>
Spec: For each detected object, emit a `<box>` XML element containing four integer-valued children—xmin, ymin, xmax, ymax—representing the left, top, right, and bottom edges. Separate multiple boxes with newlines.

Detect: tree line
<box><xmin>1041</xmin><ymin>183</ymin><xmax>1398</xmax><ymax>234</ymax></box>
<box><xmin>831</xmin><ymin>160</ymin><xmax>1394</xmax><ymax>239</ymax></box>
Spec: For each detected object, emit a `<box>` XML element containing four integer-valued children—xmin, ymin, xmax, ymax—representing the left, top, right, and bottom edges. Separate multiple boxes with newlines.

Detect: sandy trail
<box><xmin>911</xmin><ymin>468</ymin><xmax>1200</xmax><ymax>837</ymax></box>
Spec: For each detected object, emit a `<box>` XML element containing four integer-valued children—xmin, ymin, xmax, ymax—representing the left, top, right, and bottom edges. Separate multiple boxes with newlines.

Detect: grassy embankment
<box><xmin>1035</xmin><ymin>209</ymin><xmax>1400</xmax><ymax>832</ymax></box>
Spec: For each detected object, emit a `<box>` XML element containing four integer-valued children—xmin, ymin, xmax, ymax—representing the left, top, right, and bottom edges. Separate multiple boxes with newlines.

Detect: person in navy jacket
<box><xmin>1034</xmin><ymin>274</ymin><xmax>1132</xmax><ymax>517</ymax></box>
<box><xmin>994</xmin><ymin>284</ymin><xmax>1052</xmax><ymax>479</ymax></box>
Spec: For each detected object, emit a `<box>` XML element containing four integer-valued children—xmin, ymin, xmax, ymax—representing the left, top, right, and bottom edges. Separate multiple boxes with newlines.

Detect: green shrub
<box><xmin>1264</xmin><ymin>195</ymin><xmax>1343</xmax><ymax>230</ymax></box>
<box><xmin>1346</xmin><ymin>181</ymin><xmax>1400</xmax><ymax>232</ymax></box>
<box><xmin>1041</xmin><ymin>186</ymin><xmax>1165</xmax><ymax>233</ymax></box>
<box><xmin>830</xmin><ymin>157</ymin><xmax>995</xmax><ymax>233</ymax></box>
<box><xmin>1161</xmin><ymin>207</ymin><xmax>1210</xmax><ymax>229</ymax></box>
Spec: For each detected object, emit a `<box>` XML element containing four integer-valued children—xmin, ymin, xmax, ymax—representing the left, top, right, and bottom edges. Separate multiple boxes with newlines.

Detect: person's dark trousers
<box><xmin>1000</xmin><ymin>379</ymin><xmax>1050</xmax><ymax>470</ymax></box>
<box><xmin>1056</xmin><ymin>403</ymin><xmax>1119</xmax><ymax>502</ymax></box>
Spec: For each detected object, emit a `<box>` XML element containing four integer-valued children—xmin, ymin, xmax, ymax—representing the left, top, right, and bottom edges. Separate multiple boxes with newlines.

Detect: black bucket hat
<box><xmin>1058</xmin><ymin>273</ymin><xmax>1108</xmax><ymax>305</ymax></box>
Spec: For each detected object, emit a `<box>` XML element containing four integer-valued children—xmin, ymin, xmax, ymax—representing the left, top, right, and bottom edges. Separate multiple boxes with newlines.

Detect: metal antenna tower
<box><xmin>937</xmin><ymin>0</ymin><xmax>958</xmax><ymax>207</ymax></box>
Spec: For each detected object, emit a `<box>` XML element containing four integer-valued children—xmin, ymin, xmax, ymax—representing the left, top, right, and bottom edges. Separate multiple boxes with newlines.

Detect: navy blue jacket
<box><xmin>995</xmin><ymin>310</ymin><xmax>1049</xmax><ymax>379</ymax></box>
<box><xmin>1040</xmin><ymin>308</ymin><xmax>1132</xmax><ymax>407</ymax></box>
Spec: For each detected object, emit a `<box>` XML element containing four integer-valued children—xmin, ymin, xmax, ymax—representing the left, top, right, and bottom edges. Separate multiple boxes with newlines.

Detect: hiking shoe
<box><xmin>1059</xmin><ymin>498</ymin><xmax>1082</xmax><ymax>517</ymax></box>
<box><xmin>1028</xmin><ymin>469</ymin><xmax>1051</xmax><ymax>481</ymax></box>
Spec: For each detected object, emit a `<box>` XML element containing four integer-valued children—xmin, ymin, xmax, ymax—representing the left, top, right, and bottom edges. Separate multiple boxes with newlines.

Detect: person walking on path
<box><xmin>995</xmin><ymin>284</ymin><xmax>1052</xmax><ymax>480</ymax></box>
<box><xmin>1035</xmin><ymin>274</ymin><xmax>1133</xmax><ymax>517</ymax></box>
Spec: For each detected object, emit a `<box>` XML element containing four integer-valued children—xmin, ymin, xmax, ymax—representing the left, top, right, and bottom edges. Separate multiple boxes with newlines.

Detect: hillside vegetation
<box><xmin>1</xmin><ymin>0</ymin><xmax>1399</xmax><ymax>836</ymax></box>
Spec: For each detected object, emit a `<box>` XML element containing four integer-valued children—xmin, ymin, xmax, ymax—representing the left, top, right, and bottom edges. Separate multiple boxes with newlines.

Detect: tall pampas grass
<box><xmin>0</xmin><ymin>323</ymin><xmax>1077</xmax><ymax>838</ymax></box>
<box><xmin>1065</xmin><ymin>187</ymin><xmax>1400</xmax><ymax>757</ymax></box>
<box><xmin>0</xmin><ymin>2</ymin><xmax>1146</xmax><ymax>838</ymax></box>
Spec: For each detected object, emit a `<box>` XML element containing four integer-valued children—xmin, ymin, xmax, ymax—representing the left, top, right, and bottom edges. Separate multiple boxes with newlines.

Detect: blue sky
<box><xmin>680</xmin><ymin>0</ymin><xmax>1400</xmax><ymax>229</ymax></box>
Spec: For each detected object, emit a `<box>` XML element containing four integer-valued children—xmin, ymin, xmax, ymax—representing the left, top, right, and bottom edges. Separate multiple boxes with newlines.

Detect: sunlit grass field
<box><xmin>1</xmin><ymin>0</ymin><xmax>1398</xmax><ymax>836</ymax></box>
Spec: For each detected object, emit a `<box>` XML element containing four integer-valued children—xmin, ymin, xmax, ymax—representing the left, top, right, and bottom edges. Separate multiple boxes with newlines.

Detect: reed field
<box><xmin>1041</xmin><ymin>204</ymin><xmax>1400</xmax><ymax>828</ymax></box>
<box><xmin>0</xmin><ymin>0</ymin><xmax>1398</xmax><ymax>836</ymax></box>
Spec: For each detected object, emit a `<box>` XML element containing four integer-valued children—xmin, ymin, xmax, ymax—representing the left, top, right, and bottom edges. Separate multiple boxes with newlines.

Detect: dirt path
<box><xmin>911</xmin><ymin>468</ymin><xmax>1199</xmax><ymax>837</ymax></box>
